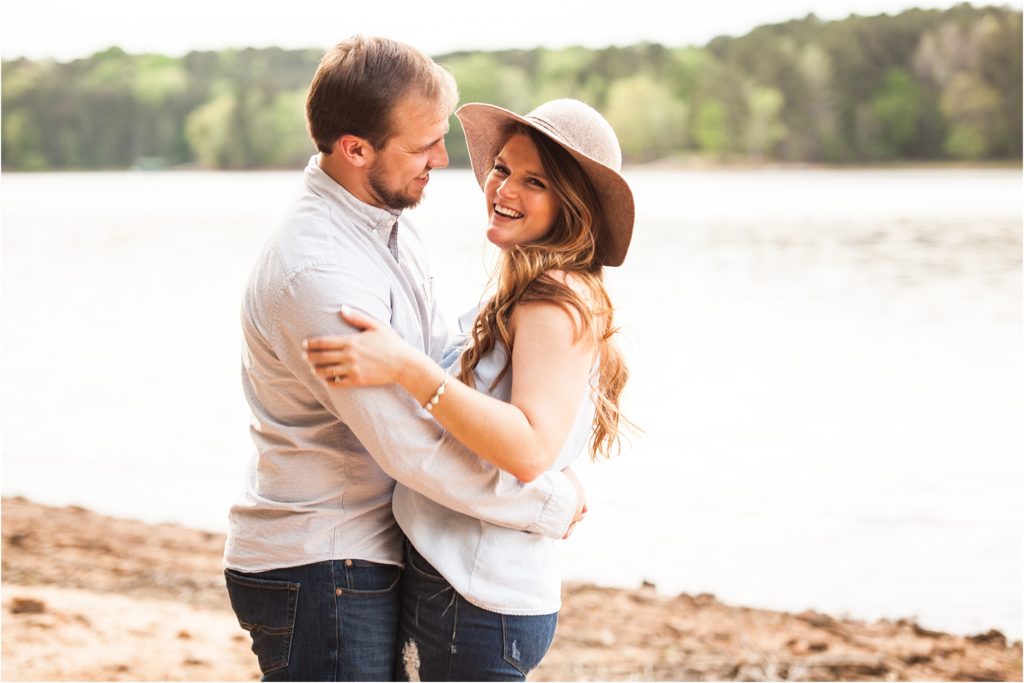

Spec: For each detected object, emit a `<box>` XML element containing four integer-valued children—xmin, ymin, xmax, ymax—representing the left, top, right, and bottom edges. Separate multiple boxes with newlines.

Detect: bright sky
<box><xmin>3</xmin><ymin>0</ymin><xmax>1021</xmax><ymax>62</ymax></box>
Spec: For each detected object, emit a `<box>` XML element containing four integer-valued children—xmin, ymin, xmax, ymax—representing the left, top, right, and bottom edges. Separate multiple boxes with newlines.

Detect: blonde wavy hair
<box><xmin>457</xmin><ymin>124</ymin><xmax>632</xmax><ymax>461</ymax></box>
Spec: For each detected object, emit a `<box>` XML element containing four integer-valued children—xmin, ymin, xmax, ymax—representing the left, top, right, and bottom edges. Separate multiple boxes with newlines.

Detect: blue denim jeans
<box><xmin>224</xmin><ymin>559</ymin><xmax>400</xmax><ymax>681</ymax></box>
<box><xmin>394</xmin><ymin>542</ymin><xmax>558</xmax><ymax>681</ymax></box>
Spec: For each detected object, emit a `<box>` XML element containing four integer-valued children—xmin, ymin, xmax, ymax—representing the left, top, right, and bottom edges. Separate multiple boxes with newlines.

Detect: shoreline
<box><xmin>1</xmin><ymin>159</ymin><xmax>1021</xmax><ymax>174</ymax></box>
<box><xmin>2</xmin><ymin>496</ymin><xmax>1021</xmax><ymax>681</ymax></box>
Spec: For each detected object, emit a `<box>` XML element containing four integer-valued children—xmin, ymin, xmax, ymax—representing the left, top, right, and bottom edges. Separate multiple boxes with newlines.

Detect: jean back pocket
<box><xmin>224</xmin><ymin>569</ymin><xmax>299</xmax><ymax>675</ymax></box>
<box><xmin>501</xmin><ymin>612</ymin><xmax>558</xmax><ymax>676</ymax></box>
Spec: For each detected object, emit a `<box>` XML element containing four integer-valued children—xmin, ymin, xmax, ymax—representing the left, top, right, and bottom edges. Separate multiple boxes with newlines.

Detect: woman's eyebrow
<box><xmin>494</xmin><ymin>154</ymin><xmax>549</xmax><ymax>179</ymax></box>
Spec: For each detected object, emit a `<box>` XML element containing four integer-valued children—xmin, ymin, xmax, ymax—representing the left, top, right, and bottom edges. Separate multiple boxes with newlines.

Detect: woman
<box><xmin>304</xmin><ymin>98</ymin><xmax>634</xmax><ymax>681</ymax></box>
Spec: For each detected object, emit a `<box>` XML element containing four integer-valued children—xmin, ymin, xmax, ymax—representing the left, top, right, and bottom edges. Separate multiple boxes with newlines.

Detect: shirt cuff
<box><xmin>530</xmin><ymin>471</ymin><xmax>577</xmax><ymax>539</ymax></box>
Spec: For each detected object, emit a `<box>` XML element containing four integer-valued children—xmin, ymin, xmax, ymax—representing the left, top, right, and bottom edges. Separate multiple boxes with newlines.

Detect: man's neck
<box><xmin>317</xmin><ymin>153</ymin><xmax>387</xmax><ymax>210</ymax></box>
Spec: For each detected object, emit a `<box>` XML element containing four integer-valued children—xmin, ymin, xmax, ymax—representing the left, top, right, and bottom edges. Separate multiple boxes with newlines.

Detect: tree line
<box><xmin>2</xmin><ymin>3</ymin><xmax>1020</xmax><ymax>170</ymax></box>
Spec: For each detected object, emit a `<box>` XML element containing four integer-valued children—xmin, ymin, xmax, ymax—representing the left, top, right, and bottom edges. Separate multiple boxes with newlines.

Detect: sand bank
<box><xmin>2</xmin><ymin>497</ymin><xmax>1019</xmax><ymax>681</ymax></box>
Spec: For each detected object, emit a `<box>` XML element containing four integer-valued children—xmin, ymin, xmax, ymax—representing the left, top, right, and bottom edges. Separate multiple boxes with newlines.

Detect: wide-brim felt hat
<box><xmin>455</xmin><ymin>99</ymin><xmax>635</xmax><ymax>267</ymax></box>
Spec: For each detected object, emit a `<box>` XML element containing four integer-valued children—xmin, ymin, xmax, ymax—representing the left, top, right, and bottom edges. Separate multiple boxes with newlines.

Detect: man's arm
<box><xmin>273</xmin><ymin>265</ymin><xmax>580</xmax><ymax>539</ymax></box>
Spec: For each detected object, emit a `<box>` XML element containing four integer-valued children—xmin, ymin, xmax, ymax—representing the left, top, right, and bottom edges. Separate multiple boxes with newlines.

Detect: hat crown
<box><xmin>524</xmin><ymin>99</ymin><xmax>623</xmax><ymax>173</ymax></box>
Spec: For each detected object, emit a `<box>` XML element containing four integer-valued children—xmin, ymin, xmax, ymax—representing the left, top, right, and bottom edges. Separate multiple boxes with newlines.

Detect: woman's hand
<box><xmin>304</xmin><ymin>306</ymin><xmax>415</xmax><ymax>388</ymax></box>
<box><xmin>561</xmin><ymin>465</ymin><xmax>588</xmax><ymax>539</ymax></box>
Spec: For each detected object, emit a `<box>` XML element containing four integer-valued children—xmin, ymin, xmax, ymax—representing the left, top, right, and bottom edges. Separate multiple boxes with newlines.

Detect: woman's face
<box><xmin>483</xmin><ymin>133</ymin><xmax>560</xmax><ymax>250</ymax></box>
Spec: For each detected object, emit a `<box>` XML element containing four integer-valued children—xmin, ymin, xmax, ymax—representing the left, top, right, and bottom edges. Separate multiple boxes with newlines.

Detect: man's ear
<box><xmin>334</xmin><ymin>134</ymin><xmax>375</xmax><ymax>168</ymax></box>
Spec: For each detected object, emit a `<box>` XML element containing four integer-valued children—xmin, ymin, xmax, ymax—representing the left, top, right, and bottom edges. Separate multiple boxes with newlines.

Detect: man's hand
<box><xmin>561</xmin><ymin>465</ymin><xmax>588</xmax><ymax>539</ymax></box>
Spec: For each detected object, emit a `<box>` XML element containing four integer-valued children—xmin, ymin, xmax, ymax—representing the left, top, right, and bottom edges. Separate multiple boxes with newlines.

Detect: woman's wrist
<box><xmin>397</xmin><ymin>348</ymin><xmax>446</xmax><ymax>403</ymax></box>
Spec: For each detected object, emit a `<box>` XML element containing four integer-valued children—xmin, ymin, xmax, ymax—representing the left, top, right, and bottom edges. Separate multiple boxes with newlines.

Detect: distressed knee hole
<box><xmin>402</xmin><ymin>639</ymin><xmax>421</xmax><ymax>682</ymax></box>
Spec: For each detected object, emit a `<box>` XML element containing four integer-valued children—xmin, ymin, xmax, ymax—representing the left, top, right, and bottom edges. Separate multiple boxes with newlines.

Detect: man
<box><xmin>223</xmin><ymin>35</ymin><xmax>585</xmax><ymax>682</ymax></box>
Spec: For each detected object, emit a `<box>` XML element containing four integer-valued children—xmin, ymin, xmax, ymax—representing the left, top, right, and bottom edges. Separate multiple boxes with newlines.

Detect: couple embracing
<box><xmin>224</xmin><ymin>34</ymin><xmax>635</xmax><ymax>682</ymax></box>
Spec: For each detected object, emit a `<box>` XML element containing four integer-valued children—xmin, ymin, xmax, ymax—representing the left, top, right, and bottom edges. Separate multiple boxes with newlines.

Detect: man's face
<box><xmin>366</xmin><ymin>95</ymin><xmax>450</xmax><ymax>210</ymax></box>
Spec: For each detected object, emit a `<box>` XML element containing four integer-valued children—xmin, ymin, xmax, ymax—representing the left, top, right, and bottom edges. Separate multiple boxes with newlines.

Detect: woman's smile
<box><xmin>492</xmin><ymin>204</ymin><xmax>524</xmax><ymax>220</ymax></box>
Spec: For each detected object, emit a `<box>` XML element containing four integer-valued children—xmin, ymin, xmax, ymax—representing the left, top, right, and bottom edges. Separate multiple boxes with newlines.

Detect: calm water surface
<box><xmin>2</xmin><ymin>168</ymin><xmax>1021</xmax><ymax>638</ymax></box>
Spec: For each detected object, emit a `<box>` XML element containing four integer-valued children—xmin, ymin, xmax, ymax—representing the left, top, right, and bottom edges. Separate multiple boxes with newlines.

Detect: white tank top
<box><xmin>391</xmin><ymin>305</ymin><xmax>597</xmax><ymax>615</ymax></box>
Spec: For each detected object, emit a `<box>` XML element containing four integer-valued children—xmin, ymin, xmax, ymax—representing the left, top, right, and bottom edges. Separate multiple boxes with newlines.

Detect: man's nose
<box><xmin>429</xmin><ymin>139</ymin><xmax>449</xmax><ymax>169</ymax></box>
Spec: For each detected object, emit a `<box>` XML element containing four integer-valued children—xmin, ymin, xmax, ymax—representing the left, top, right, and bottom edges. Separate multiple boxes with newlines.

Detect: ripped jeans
<box><xmin>395</xmin><ymin>542</ymin><xmax>558</xmax><ymax>682</ymax></box>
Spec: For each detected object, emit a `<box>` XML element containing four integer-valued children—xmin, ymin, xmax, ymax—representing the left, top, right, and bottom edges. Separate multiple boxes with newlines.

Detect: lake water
<box><xmin>2</xmin><ymin>167</ymin><xmax>1021</xmax><ymax>639</ymax></box>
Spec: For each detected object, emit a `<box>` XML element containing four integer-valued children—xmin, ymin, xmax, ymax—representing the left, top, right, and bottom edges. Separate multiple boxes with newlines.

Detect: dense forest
<box><xmin>2</xmin><ymin>3</ymin><xmax>1020</xmax><ymax>170</ymax></box>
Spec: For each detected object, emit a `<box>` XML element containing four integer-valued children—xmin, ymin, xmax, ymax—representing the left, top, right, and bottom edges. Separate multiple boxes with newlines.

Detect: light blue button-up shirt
<box><xmin>224</xmin><ymin>156</ymin><xmax>577</xmax><ymax>573</ymax></box>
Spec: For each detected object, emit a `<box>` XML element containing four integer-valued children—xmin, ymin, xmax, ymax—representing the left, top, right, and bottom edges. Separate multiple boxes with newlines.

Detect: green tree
<box><xmin>2</xmin><ymin>111</ymin><xmax>48</xmax><ymax>169</ymax></box>
<box><xmin>941</xmin><ymin>72</ymin><xmax>1001</xmax><ymax>159</ymax></box>
<box><xmin>692</xmin><ymin>99</ymin><xmax>732</xmax><ymax>158</ymax></box>
<box><xmin>258</xmin><ymin>89</ymin><xmax>314</xmax><ymax>167</ymax></box>
<box><xmin>666</xmin><ymin>47</ymin><xmax>712</xmax><ymax>102</ymax></box>
<box><xmin>870</xmin><ymin>68</ymin><xmax>925</xmax><ymax>158</ymax></box>
<box><xmin>440</xmin><ymin>53</ymin><xmax>532</xmax><ymax>165</ymax></box>
<box><xmin>604</xmin><ymin>75</ymin><xmax>687</xmax><ymax>162</ymax></box>
<box><xmin>530</xmin><ymin>47</ymin><xmax>603</xmax><ymax>107</ymax></box>
<box><xmin>745</xmin><ymin>86</ymin><xmax>787</xmax><ymax>159</ymax></box>
<box><xmin>973</xmin><ymin>12</ymin><xmax>1023</xmax><ymax>156</ymax></box>
<box><xmin>185</xmin><ymin>93</ymin><xmax>238</xmax><ymax>167</ymax></box>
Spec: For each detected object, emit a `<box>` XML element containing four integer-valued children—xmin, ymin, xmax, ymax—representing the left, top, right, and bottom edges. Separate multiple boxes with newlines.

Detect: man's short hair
<box><xmin>306</xmin><ymin>35</ymin><xmax>459</xmax><ymax>154</ymax></box>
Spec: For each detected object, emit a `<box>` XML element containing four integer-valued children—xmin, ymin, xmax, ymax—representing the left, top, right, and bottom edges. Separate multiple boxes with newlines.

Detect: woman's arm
<box><xmin>304</xmin><ymin>301</ymin><xmax>595</xmax><ymax>482</ymax></box>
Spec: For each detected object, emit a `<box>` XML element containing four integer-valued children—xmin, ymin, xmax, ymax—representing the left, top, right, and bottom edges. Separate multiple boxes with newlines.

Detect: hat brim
<box><xmin>455</xmin><ymin>103</ymin><xmax>634</xmax><ymax>267</ymax></box>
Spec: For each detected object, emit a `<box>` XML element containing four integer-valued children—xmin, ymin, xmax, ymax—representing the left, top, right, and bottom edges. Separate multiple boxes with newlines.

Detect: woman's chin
<box><xmin>485</xmin><ymin>229</ymin><xmax>513</xmax><ymax>250</ymax></box>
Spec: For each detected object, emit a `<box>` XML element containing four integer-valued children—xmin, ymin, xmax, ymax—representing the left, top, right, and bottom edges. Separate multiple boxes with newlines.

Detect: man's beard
<box><xmin>368</xmin><ymin>161</ymin><xmax>425</xmax><ymax>211</ymax></box>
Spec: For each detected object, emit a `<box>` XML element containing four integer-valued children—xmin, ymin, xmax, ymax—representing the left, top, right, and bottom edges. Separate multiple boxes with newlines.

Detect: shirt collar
<box><xmin>303</xmin><ymin>155</ymin><xmax>400</xmax><ymax>248</ymax></box>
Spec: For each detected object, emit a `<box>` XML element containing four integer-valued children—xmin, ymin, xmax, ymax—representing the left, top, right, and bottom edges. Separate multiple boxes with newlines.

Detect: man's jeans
<box><xmin>395</xmin><ymin>543</ymin><xmax>558</xmax><ymax>681</ymax></box>
<box><xmin>225</xmin><ymin>559</ymin><xmax>400</xmax><ymax>681</ymax></box>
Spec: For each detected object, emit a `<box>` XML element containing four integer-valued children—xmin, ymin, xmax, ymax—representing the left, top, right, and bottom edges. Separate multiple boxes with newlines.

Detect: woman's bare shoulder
<box><xmin>512</xmin><ymin>269</ymin><xmax>598</xmax><ymax>340</ymax></box>
<box><xmin>541</xmin><ymin>268</ymin><xmax>595</xmax><ymax>304</ymax></box>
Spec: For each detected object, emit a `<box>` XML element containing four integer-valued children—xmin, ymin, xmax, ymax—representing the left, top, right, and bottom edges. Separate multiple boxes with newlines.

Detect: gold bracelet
<box><xmin>423</xmin><ymin>374</ymin><xmax>449</xmax><ymax>412</ymax></box>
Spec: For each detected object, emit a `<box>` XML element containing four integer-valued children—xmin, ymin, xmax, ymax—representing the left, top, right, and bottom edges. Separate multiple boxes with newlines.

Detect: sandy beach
<box><xmin>1</xmin><ymin>496</ymin><xmax>1020</xmax><ymax>681</ymax></box>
